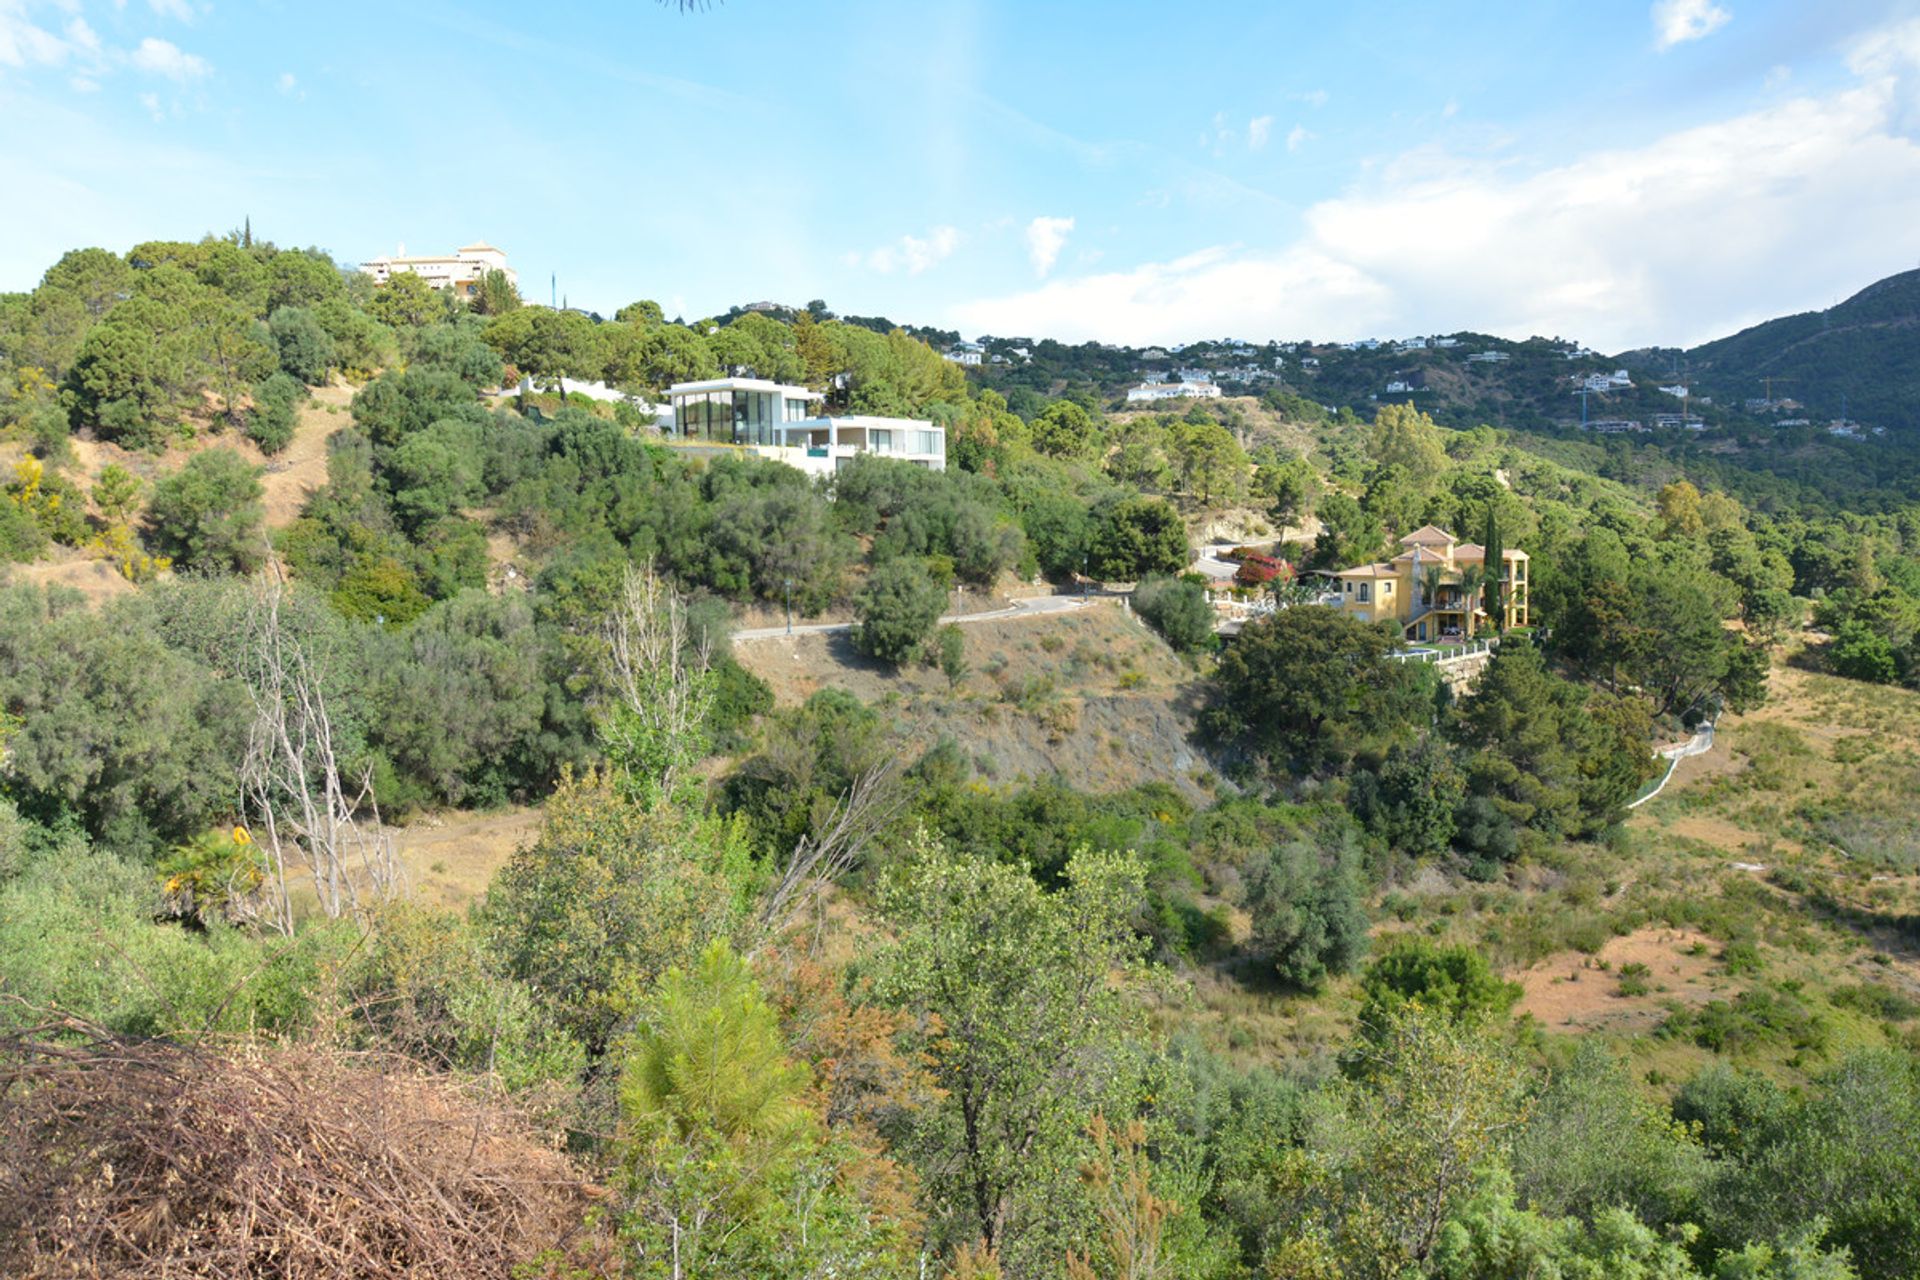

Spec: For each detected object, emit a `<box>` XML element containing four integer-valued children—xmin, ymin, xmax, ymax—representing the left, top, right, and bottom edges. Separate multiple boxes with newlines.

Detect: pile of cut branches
<box><xmin>0</xmin><ymin>1016</ymin><xmax>606</xmax><ymax>1278</ymax></box>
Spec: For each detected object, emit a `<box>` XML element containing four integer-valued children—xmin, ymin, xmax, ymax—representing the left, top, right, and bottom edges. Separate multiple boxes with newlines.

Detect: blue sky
<box><xmin>5</xmin><ymin>0</ymin><xmax>1920</xmax><ymax>350</ymax></box>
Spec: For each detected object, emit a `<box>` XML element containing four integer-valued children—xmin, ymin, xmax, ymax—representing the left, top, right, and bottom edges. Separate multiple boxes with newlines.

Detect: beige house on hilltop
<box><xmin>359</xmin><ymin>242</ymin><xmax>516</xmax><ymax>299</ymax></box>
<box><xmin>1329</xmin><ymin>524</ymin><xmax>1529</xmax><ymax>642</ymax></box>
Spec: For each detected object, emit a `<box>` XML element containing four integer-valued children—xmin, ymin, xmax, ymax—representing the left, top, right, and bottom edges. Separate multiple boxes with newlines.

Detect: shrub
<box><xmin>267</xmin><ymin>304</ymin><xmax>335</xmax><ymax>384</ymax></box>
<box><xmin>1831</xmin><ymin>982</ymin><xmax>1920</xmax><ymax>1022</ymax></box>
<box><xmin>1132</xmin><ymin>574</ymin><xmax>1215</xmax><ymax>652</ymax></box>
<box><xmin>1829</xmin><ymin>621</ymin><xmax>1898</xmax><ymax>684</ymax></box>
<box><xmin>1244</xmin><ymin>832</ymin><xmax>1370</xmax><ymax>990</ymax></box>
<box><xmin>246</xmin><ymin>371</ymin><xmax>305</xmax><ymax>455</ymax></box>
<box><xmin>852</xmin><ymin>556</ymin><xmax>947</xmax><ymax>666</ymax></box>
<box><xmin>478</xmin><ymin>774</ymin><xmax>750</xmax><ymax>1056</ymax></box>
<box><xmin>1359</xmin><ymin>938</ymin><xmax>1521</xmax><ymax>1031</ymax></box>
<box><xmin>147</xmin><ymin>448</ymin><xmax>265</xmax><ymax>573</ymax></box>
<box><xmin>936</xmin><ymin>623</ymin><xmax>968</xmax><ymax>688</ymax></box>
<box><xmin>1662</xmin><ymin>988</ymin><xmax>1827</xmax><ymax>1055</ymax></box>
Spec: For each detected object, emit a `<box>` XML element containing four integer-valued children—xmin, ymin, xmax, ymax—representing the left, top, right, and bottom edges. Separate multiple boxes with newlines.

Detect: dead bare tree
<box><xmin>239</xmin><ymin>571</ymin><xmax>397</xmax><ymax>932</ymax></box>
<box><xmin>752</xmin><ymin>763</ymin><xmax>906</xmax><ymax>949</ymax></box>
<box><xmin>601</xmin><ymin>560</ymin><xmax>714</xmax><ymax>807</ymax></box>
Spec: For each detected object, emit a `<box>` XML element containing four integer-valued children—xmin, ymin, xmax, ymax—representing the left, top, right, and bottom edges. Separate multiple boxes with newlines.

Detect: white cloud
<box><xmin>0</xmin><ymin>2</ymin><xmax>78</xmax><ymax>69</ymax></box>
<box><xmin>1653</xmin><ymin>0</ymin><xmax>1731</xmax><ymax>49</ymax></box>
<box><xmin>1248</xmin><ymin>114</ymin><xmax>1274</xmax><ymax>150</ymax></box>
<box><xmin>1286</xmin><ymin>124</ymin><xmax>1312</xmax><ymax>152</ymax></box>
<box><xmin>854</xmin><ymin>224</ymin><xmax>962</xmax><ymax>275</ymax></box>
<box><xmin>137</xmin><ymin>89</ymin><xmax>161</xmax><ymax>119</ymax></box>
<box><xmin>1293</xmin><ymin>88</ymin><xmax>1330</xmax><ymax>109</ymax></box>
<box><xmin>148</xmin><ymin>0</ymin><xmax>196</xmax><ymax>20</ymax></box>
<box><xmin>955</xmin><ymin>42</ymin><xmax>1920</xmax><ymax>351</ymax></box>
<box><xmin>276</xmin><ymin>70</ymin><xmax>296</xmax><ymax>93</ymax></box>
<box><xmin>65</xmin><ymin>17</ymin><xmax>100</xmax><ymax>58</ymax></box>
<box><xmin>130</xmin><ymin>36</ymin><xmax>207</xmax><ymax>80</ymax></box>
<box><xmin>1024</xmin><ymin>215</ymin><xmax>1074</xmax><ymax>277</ymax></box>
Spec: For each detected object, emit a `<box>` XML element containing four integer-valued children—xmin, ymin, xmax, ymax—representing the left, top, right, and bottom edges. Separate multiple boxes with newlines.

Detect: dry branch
<box><xmin>753</xmin><ymin>763</ymin><xmax>906</xmax><ymax>945</ymax></box>
<box><xmin>0</xmin><ymin>1019</ymin><xmax>604</xmax><ymax>1279</ymax></box>
<box><xmin>239</xmin><ymin>569</ymin><xmax>398</xmax><ymax>930</ymax></box>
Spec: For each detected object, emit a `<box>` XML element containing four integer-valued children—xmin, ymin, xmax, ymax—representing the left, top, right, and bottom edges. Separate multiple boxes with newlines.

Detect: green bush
<box><xmin>267</xmin><ymin>304</ymin><xmax>335</xmax><ymax>384</ymax></box>
<box><xmin>0</xmin><ymin>847</ymin><xmax>338</xmax><ymax>1039</ymax></box>
<box><xmin>852</xmin><ymin>556</ymin><xmax>947</xmax><ymax>666</ymax></box>
<box><xmin>1244</xmin><ymin>831</ymin><xmax>1370</xmax><ymax>990</ymax></box>
<box><xmin>1831</xmin><ymin>982</ymin><xmax>1920</xmax><ymax>1022</ymax></box>
<box><xmin>1359</xmin><ymin>938</ymin><xmax>1521</xmax><ymax>1031</ymax></box>
<box><xmin>147</xmin><ymin>447</ymin><xmax>265</xmax><ymax>572</ymax></box>
<box><xmin>246</xmin><ymin>370</ymin><xmax>305</xmax><ymax>454</ymax></box>
<box><xmin>1662</xmin><ymin>988</ymin><xmax>1827</xmax><ymax>1055</ymax></box>
<box><xmin>346</xmin><ymin>903</ymin><xmax>583</xmax><ymax>1091</ymax></box>
<box><xmin>1132</xmin><ymin>574</ymin><xmax>1215</xmax><ymax>652</ymax></box>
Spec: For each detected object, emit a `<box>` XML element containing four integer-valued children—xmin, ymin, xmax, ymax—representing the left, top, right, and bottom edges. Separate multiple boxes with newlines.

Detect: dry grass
<box><xmin>735</xmin><ymin>600</ymin><xmax>1214</xmax><ymax>797</ymax></box>
<box><xmin>276</xmin><ymin>805</ymin><xmax>545</xmax><ymax>917</ymax></box>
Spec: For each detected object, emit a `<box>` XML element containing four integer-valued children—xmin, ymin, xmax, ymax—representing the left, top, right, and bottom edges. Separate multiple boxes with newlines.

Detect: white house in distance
<box><xmin>664</xmin><ymin>377</ymin><xmax>945</xmax><ymax>478</ymax></box>
<box><xmin>1126</xmin><ymin>381</ymin><xmax>1223</xmax><ymax>403</ymax></box>
<box><xmin>359</xmin><ymin>243</ymin><xmax>516</xmax><ymax>299</ymax></box>
<box><xmin>1577</xmin><ymin>369</ymin><xmax>1634</xmax><ymax>393</ymax></box>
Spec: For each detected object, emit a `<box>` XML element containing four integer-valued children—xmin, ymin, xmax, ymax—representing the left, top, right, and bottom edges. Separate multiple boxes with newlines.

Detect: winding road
<box><xmin>733</xmin><ymin>592</ymin><xmax>1094</xmax><ymax>642</ymax></box>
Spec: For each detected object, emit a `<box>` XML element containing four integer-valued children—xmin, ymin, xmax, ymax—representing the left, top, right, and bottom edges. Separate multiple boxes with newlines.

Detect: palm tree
<box><xmin>1420</xmin><ymin>564</ymin><xmax>1445</xmax><ymax>613</ymax></box>
<box><xmin>1457</xmin><ymin>565</ymin><xmax>1488</xmax><ymax>636</ymax></box>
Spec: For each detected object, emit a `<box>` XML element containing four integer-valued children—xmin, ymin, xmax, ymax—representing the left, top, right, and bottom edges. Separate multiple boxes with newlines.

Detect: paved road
<box><xmin>734</xmin><ymin>593</ymin><xmax>1094</xmax><ymax>642</ymax></box>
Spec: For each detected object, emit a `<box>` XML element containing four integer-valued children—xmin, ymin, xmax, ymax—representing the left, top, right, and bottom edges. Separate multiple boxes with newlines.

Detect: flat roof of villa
<box><xmin>667</xmin><ymin>377</ymin><xmax>824</xmax><ymax>398</ymax></box>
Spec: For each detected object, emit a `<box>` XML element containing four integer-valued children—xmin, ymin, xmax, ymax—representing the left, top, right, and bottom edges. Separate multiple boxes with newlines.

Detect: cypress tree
<box><xmin>1483</xmin><ymin>503</ymin><xmax>1504</xmax><ymax>630</ymax></box>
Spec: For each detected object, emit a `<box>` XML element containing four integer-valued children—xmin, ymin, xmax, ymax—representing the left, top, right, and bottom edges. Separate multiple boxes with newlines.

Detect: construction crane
<box><xmin>1760</xmin><ymin>375</ymin><xmax>1795</xmax><ymax>404</ymax></box>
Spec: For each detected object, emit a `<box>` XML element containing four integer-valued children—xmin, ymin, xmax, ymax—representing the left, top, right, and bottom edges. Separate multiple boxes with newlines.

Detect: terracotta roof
<box><xmin>1333</xmin><ymin>562</ymin><xmax>1398</xmax><ymax>577</ymax></box>
<box><xmin>1398</xmin><ymin>524</ymin><xmax>1455</xmax><ymax>547</ymax></box>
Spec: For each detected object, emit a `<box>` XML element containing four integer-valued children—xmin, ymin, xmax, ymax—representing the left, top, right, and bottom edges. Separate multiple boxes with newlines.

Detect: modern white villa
<box><xmin>359</xmin><ymin>242</ymin><xmax>516</xmax><ymax>298</ymax></box>
<box><xmin>1125</xmin><ymin>381</ymin><xmax>1223</xmax><ymax>403</ymax></box>
<box><xmin>664</xmin><ymin>377</ymin><xmax>946</xmax><ymax>478</ymax></box>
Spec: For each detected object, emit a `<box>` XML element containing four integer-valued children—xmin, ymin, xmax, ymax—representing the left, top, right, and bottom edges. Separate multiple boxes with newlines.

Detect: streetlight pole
<box><xmin>784</xmin><ymin>577</ymin><xmax>793</xmax><ymax>635</ymax></box>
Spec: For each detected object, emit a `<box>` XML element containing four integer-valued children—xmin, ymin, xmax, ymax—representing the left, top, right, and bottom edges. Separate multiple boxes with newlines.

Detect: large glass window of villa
<box><xmin>732</xmin><ymin>390</ymin><xmax>769</xmax><ymax>445</ymax></box>
<box><xmin>695</xmin><ymin>393</ymin><xmax>724</xmax><ymax>441</ymax></box>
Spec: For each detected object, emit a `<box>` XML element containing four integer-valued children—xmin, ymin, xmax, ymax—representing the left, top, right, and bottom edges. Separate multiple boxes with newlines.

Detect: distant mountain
<box><xmin>1627</xmin><ymin>270</ymin><xmax>1920</xmax><ymax>432</ymax></box>
<box><xmin>883</xmin><ymin>268</ymin><xmax>1920</xmax><ymax>439</ymax></box>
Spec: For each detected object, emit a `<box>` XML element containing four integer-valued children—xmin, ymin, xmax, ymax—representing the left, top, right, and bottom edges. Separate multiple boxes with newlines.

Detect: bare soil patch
<box><xmin>258</xmin><ymin>379</ymin><xmax>352</xmax><ymax>527</ymax></box>
<box><xmin>1513</xmin><ymin>927</ymin><xmax>1723</xmax><ymax>1033</ymax></box>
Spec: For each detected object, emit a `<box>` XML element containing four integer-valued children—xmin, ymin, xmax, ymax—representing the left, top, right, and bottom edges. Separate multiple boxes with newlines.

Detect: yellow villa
<box><xmin>1328</xmin><ymin>524</ymin><xmax>1529</xmax><ymax>642</ymax></box>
